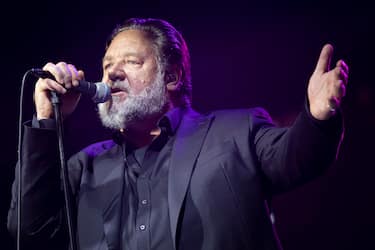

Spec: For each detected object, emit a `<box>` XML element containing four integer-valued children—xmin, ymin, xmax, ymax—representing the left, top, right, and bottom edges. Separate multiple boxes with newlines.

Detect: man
<box><xmin>8</xmin><ymin>18</ymin><xmax>348</xmax><ymax>250</ymax></box>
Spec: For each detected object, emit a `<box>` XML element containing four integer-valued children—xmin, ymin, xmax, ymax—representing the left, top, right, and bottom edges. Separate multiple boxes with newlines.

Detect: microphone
<box><xmin>30</xmin><ymin>68</ymin><xmax>111</xmax><ymax>103</ymax></box>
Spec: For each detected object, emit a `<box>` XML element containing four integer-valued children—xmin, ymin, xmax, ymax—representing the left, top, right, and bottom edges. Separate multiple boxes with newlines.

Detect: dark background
<box><xmin>1</xmin><ymin>0</ymin><xmax>374</xmax><ymax>249</ymax></box>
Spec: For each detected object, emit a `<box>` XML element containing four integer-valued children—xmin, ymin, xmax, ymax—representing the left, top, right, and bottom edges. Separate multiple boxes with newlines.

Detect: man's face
<box><xmin>98</xmin><ymin>29</ymin><xmax>168</xmax><ymax>130</ymax></box>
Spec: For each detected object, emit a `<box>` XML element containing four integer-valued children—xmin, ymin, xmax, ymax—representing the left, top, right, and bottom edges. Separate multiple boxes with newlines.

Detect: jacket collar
<box><xmin>168</xmin><ymin>108</ymin><xmax>214</xmax><ymax>249</ymax></box>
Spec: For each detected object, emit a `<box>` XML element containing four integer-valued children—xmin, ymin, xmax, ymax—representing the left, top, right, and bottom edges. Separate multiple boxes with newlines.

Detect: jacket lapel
<box><xmin>168</xmin><ymin>109</ymin><xmax>214</xmax><ymax>249</ymax></box>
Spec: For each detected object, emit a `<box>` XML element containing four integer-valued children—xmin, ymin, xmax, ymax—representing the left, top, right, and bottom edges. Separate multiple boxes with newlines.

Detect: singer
<box><xmin>7</xmin><ymin>18</ymin><xmax>348</xmax><ymax>250</ymax></box>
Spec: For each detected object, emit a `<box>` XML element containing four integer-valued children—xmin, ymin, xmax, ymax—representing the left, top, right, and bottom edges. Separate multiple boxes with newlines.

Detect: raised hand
<box><xmin>308</xmin><ymin>44</ymin><xmax>349</xmax><ymax>120</ymax></box>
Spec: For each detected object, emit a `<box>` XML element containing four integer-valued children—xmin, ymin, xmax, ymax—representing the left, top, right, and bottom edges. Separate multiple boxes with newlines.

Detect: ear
<box><xmin>166</xmin><ymin>68</ymin><xmax>182</xmax><ymax>92</ymax></box>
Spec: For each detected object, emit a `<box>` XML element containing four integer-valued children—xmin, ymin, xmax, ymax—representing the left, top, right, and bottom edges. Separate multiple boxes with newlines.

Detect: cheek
<box><xmin>128</xmin><ymin>79</ymin><xmax>146</xmax><ymax>94</ymax></box>
<box><xmin>128</xmin><ymin>73</ymin><xmax>153</xmax><ymax>94</ymax></box>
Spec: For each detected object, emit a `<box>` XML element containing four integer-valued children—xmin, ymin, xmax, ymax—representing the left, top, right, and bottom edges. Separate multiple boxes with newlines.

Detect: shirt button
<box><xmin>141</xmin><ymin>199</ymin><xmax>148</xmax><ymax>205</ymax></box>
<box><xmin>139</xmin><ymin>224</ymin><xmax>146</xmax><ymax>231</ymax></box>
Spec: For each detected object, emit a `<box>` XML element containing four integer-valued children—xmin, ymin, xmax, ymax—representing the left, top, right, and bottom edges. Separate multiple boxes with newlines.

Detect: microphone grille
<box><xmin>92</xmin><ymin>82</ymin><xmax>111</xmax><ymax>103</ymax></box>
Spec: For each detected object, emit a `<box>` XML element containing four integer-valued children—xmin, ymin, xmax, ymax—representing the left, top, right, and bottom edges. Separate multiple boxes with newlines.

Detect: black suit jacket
<box><xmin>8</xmin><ymin>107</ymin><xmax>343</xmax><ymax>250</ymax></box>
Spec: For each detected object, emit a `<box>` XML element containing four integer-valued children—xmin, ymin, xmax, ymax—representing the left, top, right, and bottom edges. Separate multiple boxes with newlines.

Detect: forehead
<box><xmin>104</xmin><ymin>29</ymin><xmax>155</xmax><ymax>59</ymax></box>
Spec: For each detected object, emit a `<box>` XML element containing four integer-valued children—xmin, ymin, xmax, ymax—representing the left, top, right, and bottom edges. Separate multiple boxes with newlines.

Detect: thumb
<box><xmin>314</xmin><ymin>44</ymin><xmax>334</xmax><ymax>74</ymax></box>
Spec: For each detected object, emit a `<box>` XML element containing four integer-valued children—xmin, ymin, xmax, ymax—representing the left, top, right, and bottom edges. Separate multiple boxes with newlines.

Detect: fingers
<box><xmin>314</xmin><ymin>44</ymin><xmax>334</xmax><ymax>74</ymax></box>
<box><xmin>76</xmin><ymin>70</ymin><xmax>85</xmax><ymax>87</ymax></box>
<box><xmin>332</xmin><ymin>59</ymin><xmax>349</xmax><ymax>95</ymax></box>
<box><xmin>40</xmin><ymin>62</ymin><xmax>83</xmax><ymax>93</ymax></box>
<box><xmin>67</xmin><ymin>64</ymin><xmax>80</xmax><ymax>87</ymax></box>
<box><xmin>337</xmin><ymin>59</ymin><xmax>349</xmax><ymax>74</ymax></box>
<box><xmin>36</xmin><ymin>77</ymin><xmax>67</xmax><ymax>94</ymax></box>
<box><xmin>328</xmin><ymin>59</ymin><xmax>349</xmax><ymax>110</ymax></box>
<box><xmin>331</xmin><ymin>80</ymin><xmax>346</xmax><ymax>102</ymax></box>
<box><xmin>57</xmin><ymin>62</ymin><xmax>73</xmax><ymax>88</ymax></box>
<box><xmin>336</xmin><ymin>60</ymin><xmax>349</xmax><ymax>85</ymax></box>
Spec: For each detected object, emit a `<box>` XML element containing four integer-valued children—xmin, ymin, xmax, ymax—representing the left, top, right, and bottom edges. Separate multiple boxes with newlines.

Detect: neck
<box><xmin>122</xmin><ymin>129</ymin><xmax>161</xmax><ymax>149</ymax></box>
<box><xmin>120</xmin><ymin>112</ymin><xmax>164</xmax><ymax>149</ymax></box>
<box><xmin>118</xmin><ymin>102</ymin><xmax>182</xmax><ymax>148</ymax></box>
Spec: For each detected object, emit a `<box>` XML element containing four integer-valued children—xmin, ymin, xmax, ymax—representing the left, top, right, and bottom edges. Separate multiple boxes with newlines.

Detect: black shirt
<box><xmin>119</xmin><ymin>108</ymin><xmax>183</xmax><ymax>250</ymax></box>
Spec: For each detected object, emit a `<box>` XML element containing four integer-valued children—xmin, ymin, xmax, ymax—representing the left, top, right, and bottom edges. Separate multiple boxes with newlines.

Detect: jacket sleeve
<box><xmin>251</xmin><ymin>103</ymin><xmax>343</xmax><ymax>195</ymax></box>
<box><xmin>7</xmin><ymin>120</ymin><xmax>82</xmax><ymax>249</ymax></box>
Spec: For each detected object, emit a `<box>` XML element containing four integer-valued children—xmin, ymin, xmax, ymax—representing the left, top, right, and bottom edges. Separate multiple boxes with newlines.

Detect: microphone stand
<box><xmin>50</xmin><ymin>91</ymin><xmax>78</xmax><ymax>250</ymax></box>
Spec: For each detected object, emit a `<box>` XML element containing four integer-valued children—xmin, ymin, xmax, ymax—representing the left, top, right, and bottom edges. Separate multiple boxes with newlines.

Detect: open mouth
<box><xmin>111</xmin><ymin>87</ymin><xmax>128</xmax><ymax>95</ymax></box>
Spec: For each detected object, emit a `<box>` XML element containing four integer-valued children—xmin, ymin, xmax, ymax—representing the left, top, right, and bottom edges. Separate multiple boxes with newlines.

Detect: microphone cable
<box><xmin>16</xmin><ymin>69</ymin><xmax>79</xmax><ymax>250</ymax></box>
<box><xmin>16</xmin><ymin>69</ymin><xmax>34</xmax><ymax>250</ymax></box>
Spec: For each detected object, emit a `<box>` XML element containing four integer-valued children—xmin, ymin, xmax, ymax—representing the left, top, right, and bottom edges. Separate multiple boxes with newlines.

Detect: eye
<box><xmin>127</xmin><ymin>60</ymin><xmax>141</xmax><ymax>65</ymax></box>
<box><xmin>103</xmin><ymin>63</ymin><xmax>112</xmax><ymax>70</ymax></box>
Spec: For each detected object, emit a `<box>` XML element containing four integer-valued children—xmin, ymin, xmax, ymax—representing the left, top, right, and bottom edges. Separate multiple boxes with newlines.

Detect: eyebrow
<box><xmin>102</xmin><ymin>52</ymin><xmax>143</xmax><ymax>63</ymax></box>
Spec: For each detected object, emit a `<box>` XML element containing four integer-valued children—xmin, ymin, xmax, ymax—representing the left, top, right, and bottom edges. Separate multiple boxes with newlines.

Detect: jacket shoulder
<box><xmin>211</xmin><ymin>107</ymin><xmax>274</xmax><ymax>126</ymax></box>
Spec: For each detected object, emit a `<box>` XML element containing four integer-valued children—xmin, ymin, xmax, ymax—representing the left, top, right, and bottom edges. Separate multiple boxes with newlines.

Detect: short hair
<box><xmin>106</xmin><ymin>18</ymin><xmax>192</xmax><ymax>106</ymax></box>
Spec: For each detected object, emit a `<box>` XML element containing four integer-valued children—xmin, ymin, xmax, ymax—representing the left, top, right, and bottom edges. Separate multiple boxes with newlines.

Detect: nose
<box><xmin>107</xmin><ymin>64</ymin><xmax>126</xmax><ymax>83</ymax></box>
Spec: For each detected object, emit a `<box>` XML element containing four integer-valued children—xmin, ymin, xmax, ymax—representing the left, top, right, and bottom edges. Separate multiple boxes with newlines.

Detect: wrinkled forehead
<box><xmin>105</xmin><ymin>29</ymin><xmax>157</xmax><ymax>57</ymax></box>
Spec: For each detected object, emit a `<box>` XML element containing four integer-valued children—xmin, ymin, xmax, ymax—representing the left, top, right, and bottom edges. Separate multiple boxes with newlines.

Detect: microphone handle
<box><xmin>31</xmin><ymin>68</ymin><xmax>56</xmax><ymax>80</ymax></box>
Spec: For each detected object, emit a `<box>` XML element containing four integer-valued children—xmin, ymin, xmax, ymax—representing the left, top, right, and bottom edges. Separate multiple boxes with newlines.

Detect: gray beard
<box><xmin>97</xmin><ymin>70</ymin><xmax>168</xmax><ymax>130</ymax></box>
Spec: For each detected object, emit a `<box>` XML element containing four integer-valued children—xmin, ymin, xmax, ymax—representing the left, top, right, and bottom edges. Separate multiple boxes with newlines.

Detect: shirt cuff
<box><xmin>32</xmin><ymin>115</ymin><xmax>56</xmax><ymax>129</ymax></box>
<box><xmin>304</xmin><ymin>98</ymin><xmax>343</xmax><ymax>133</ymax></box>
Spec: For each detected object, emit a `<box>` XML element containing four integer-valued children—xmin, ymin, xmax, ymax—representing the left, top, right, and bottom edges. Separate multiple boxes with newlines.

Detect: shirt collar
<box><xmin>157</xmin><ymin>107</ymin><xmax>185</xmax><ymax>136</ymax></box>
<box><xmin>112</xmin><ymin>107</ymin><xmax>186</xmax><ymax>145</ymax></box>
